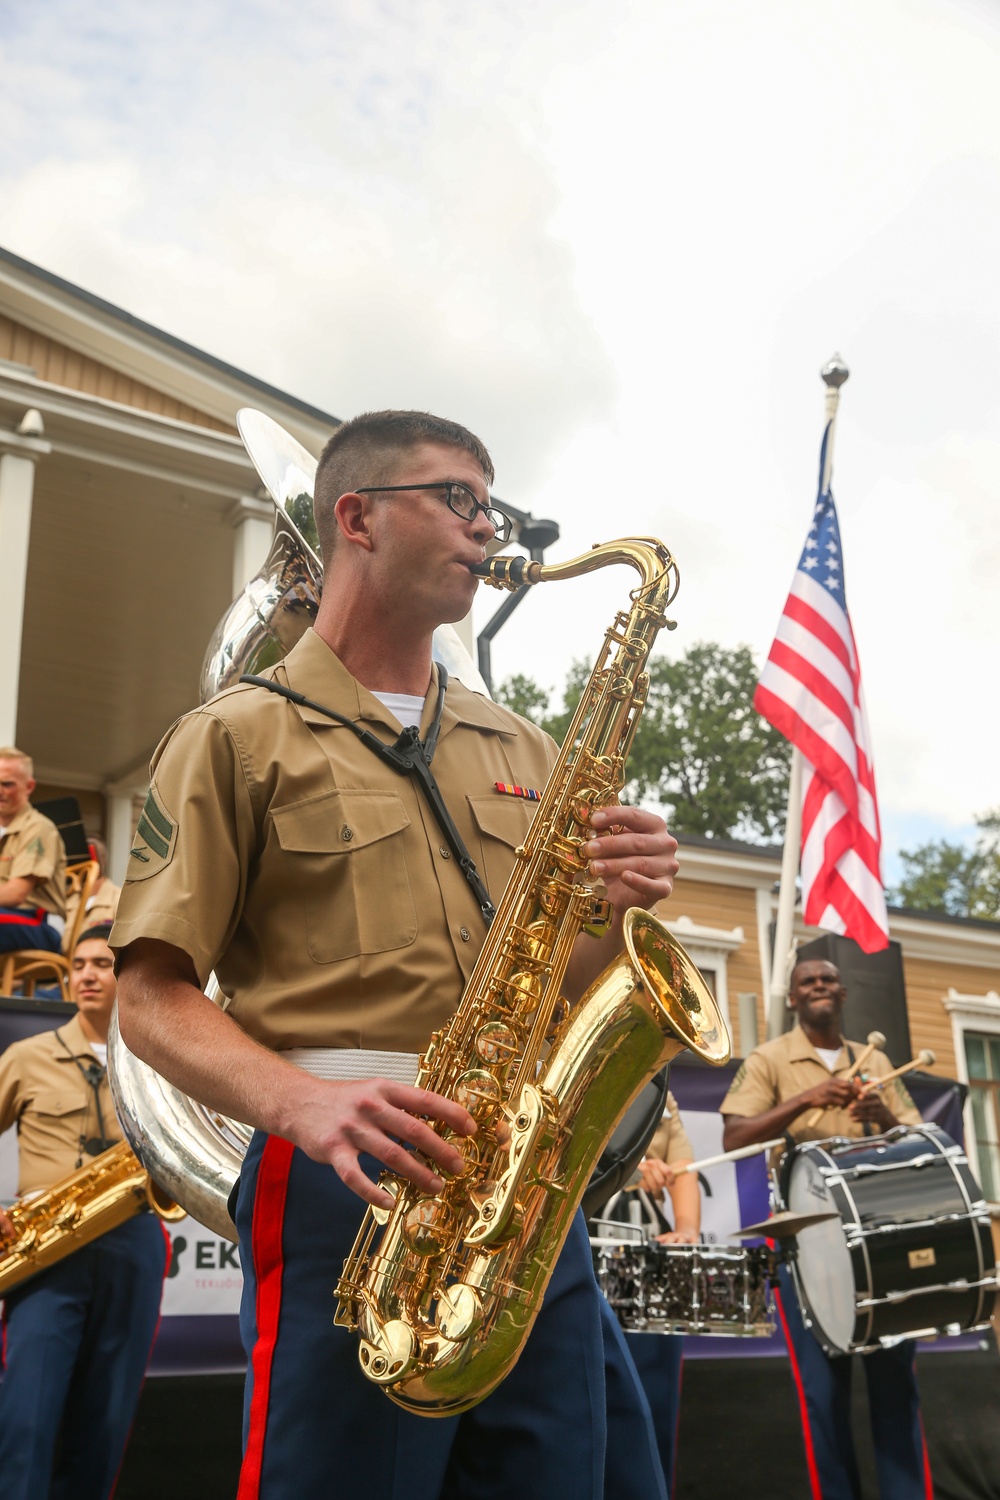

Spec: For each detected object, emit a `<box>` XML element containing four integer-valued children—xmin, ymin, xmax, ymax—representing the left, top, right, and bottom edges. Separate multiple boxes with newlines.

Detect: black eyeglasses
<box><xmin>355</xmin><ymin>482</ymin><xmax>513</xmax><ymax>542</ymax></box>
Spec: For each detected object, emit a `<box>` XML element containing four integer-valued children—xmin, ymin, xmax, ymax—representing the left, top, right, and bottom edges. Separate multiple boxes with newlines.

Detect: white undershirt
<box><xmin>372</xmin><ymin>692</ymin><xmax>426</xmax><ymax>732</ymax></box>
<box><xmin>89</xmin><ymin>1042</ymin><xmax>108</xmax><ymax>1067</ymax></box>
<box><xmin>814</xmin><ymin>1045</ymin><xmax>843</xmax><ymax>1072</ymax></box>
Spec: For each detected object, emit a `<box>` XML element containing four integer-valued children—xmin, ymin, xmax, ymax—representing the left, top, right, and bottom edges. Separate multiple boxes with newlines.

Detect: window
<box><xmin>964</xmin><ymin>1033</ymin><xmax>1000</xmax><ymax>1202</ymax></box>
<box><xmin>943</xmin><ymin>988</ymin><xmax>1000</xmax><ymax>1204</ymax></box>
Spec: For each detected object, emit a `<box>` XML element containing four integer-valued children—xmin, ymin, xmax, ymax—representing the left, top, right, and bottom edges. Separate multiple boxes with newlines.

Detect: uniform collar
<box><xmin>785</xmin><ymin>1024</ymin><xmax>848</xmax><ymax>1065</ymax></box>
<box><xmin>53</xmin><ymin>1013</ymin><xmax>100</xmax><ymax>1062</ymax></box>
<box><xmin>0</xmin><ymin>803</ymin><xmax>35</xmax><ymax>839</ymax></box>
<box><xmin>278</xmin><ymin>629</ymin><xmax>517</xmax><ymax>743</ymax></box>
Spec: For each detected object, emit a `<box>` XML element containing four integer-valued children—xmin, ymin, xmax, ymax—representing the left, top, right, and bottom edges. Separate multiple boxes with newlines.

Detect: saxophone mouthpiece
<box><xmin>470</xmin><ymin>555</ymin><xmax>540</xmax><ymax>590</ymax></box>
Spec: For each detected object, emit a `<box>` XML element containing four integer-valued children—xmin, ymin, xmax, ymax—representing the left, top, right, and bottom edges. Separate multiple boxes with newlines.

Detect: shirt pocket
<box><xmin>467</xmin><ymin>795</ymin><xmax>537</xmax><ymax>901</ymax></box>
<box><xmin>271</xmin><ymin>790</ymin><xmax>417</xmax><ymax>964</ymax></box>
<box><xmin>30</xmin><ymin>1089</ymin><xmax>87</xmax><ymax>1141</ymax></box>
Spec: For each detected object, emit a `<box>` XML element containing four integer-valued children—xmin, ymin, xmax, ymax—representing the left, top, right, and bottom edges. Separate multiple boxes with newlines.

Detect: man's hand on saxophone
<box><xmin>565</xmin><ymin>805</ymin><xmax>680</xmax><ymax>1000</ymax></box>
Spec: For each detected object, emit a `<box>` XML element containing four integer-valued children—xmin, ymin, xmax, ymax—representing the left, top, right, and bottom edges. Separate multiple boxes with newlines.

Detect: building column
<box><xmin>0</xmin><ymin>412</ymin><xmax>51</xmax><ymax>747</ymax></box>
<box><xmin>106</xmin><ymin>787</ymin><xmax>144</xmax><ymax>886</ymax></box>
<box><xmin>228</xmin><ymin>494</ymin><xmax>274</xmax><ymax>598</ymax></box>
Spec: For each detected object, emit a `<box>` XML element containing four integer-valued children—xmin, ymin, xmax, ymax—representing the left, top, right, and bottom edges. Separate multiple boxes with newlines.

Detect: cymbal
<box><xmin>730</xmin><ymin>1210</ymin><xmax>840</xmax><ymax>1240</ymax></box>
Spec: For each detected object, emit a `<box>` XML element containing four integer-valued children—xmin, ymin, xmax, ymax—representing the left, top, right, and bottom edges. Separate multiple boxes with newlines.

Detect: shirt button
<box><xmin>460</xmin><ymin>927</ymin><xmax>471</xmax><ymax>942</ymax></box>
<box><xmin>341</xmin><ymin>826</ymin><xmax>354</xmax><ymax>842</ymax></box>
<box><xmin>439</xmin><ymin>845</ymin><xmax>451</xmax><ymax>859</ymax></box>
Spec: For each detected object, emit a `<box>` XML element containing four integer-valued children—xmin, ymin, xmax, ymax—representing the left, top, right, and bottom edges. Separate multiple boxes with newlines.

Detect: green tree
<box><xmin>894</xmin><ymin>809</ymin><xmax>1000</xmax><ymax>919</ymax></box>
<box><xmin>496</xmin><ymin>641</ymin><xmax>792</xmax><ymax>842</ymax></box>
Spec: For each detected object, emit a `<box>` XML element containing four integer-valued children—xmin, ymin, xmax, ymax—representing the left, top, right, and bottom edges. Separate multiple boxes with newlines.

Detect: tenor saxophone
<box><xmin>0</xmin><ymin>1141</ymin><xmax>185</xmax><ymax>1296</ymax></box>
<box><xmin>335</xmin><ymin>538</ymin><xmax>732</xmax><ymax>1415</ymax></box>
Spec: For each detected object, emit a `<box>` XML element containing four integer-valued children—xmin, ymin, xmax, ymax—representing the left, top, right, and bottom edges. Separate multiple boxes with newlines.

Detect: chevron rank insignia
<box><xmin>127</xmin><ymin>786</ymin><xmax>177</xmax><ymax>881</ymax></box>
<box><xmin>494</xmin><ymin>782</ymin><xmax>541</xmax><ymax>800</ymax></box>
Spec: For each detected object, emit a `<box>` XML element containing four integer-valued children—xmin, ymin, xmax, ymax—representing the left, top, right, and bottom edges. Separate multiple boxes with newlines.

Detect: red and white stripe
<box><xmin>755</xmin><ymin>568</ymin><xmax>889</xmax><ymax>954</ymax></box>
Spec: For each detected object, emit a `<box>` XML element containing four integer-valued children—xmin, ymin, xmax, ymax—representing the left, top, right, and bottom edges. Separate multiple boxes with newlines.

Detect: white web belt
<box><xmin>282</xmin><ymin>1046</ymin><xmax>420</xmax><ymax>1087</ymax></box>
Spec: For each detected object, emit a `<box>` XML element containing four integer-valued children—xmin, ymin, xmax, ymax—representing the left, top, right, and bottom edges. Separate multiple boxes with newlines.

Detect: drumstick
<box><xmin>625</xmin><ymin>1137</ymin><xmax>786</xmax><ymax>1186</ymax></box>
<box><xmin>858</xmin><ymin>1049</ymin><xmax>935</xmax><ymax>1096</ymax></box>
<box><xmin>802</xmin><ymin>1030</ymin><xmax>886</xmax><ymax>1129</ymax></box>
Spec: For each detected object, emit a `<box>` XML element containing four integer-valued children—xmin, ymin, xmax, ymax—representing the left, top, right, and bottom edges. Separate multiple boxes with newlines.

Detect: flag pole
<box><xmin>765</xmin><ymin>353</ymin><xmax>850</xmax><ymax>1039</ymax></box>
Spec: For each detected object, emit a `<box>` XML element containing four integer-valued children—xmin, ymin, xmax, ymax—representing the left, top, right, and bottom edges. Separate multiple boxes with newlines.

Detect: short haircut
<box><xmin>0</xmin><ymin>746</ymin><xmax>33</xmax><ymax>778</ymax></box>
<box><xmin>313</xmin><ymin>410</ymin><xmax>494</xmax><ymax>567</ymax></box>
<box><xmin>76</xmin><ymin>923</ymin><xmax>114</xmax><ymax>950</ymax></box>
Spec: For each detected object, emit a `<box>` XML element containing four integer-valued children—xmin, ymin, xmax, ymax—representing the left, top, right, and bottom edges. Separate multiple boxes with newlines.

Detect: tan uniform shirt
<box><xmin>0</xmin><ymin>1015</ymin><xmax>123</xmax><ymax>1196</ymax></box>
<box><xmin>62</xmin><ymin>876</ymin><xmax>121</xmax><ymax>952</ymax></box>
<box><xmin>0</xmin><ymin>803</ymin><xmax>66</xmax><ymax>918</ymax></box>
<box><xmin>721</xmin><ymin>1025</ymin><xmax>923</xmax><ymax>1165</ymax></box>
<box><xmin>112</xmin><ymin>629</ymin><xmax>558</xmax><ymax>1053</ymax></box>
<box><xmin>645</xmin><ymin>1090</ymin><xmax>693</xmax><ymax>1164</ymax></box>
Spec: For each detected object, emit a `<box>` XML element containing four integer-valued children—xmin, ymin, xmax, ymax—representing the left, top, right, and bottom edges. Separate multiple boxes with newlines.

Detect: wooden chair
<box><xmin>0</xmin><ymin>860</ymin><xmax>101</xmax><ymax>1002</ymax></box>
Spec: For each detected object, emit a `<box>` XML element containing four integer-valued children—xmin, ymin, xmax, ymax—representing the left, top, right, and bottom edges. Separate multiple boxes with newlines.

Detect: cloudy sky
<box><xmin>2</xmin><ymin>0</ymin><xmax>999</xmax><ymax>883</ymax></box>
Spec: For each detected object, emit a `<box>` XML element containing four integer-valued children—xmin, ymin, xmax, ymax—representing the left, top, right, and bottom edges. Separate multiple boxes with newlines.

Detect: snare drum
<box><xmin>776</xmin><ymin>1124</ymin><xmax>997</xmax><ymax>1355</ymax></box>
<box><xmin>593</xmin><ymin>1239</ymin><xmax>774</xmax><ymax>1337</ymax></box>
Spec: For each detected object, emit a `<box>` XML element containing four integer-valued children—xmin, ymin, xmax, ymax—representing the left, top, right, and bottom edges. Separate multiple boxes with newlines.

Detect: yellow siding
<box><xmin>0</xmin><ymin>314</ymin><xmax>237</xmax><ymax>434</ymax></box>
<box><xmin>902</xmin><ymin>955</ymin><xmax>1000</xmax><ymax>1081</ymax></box>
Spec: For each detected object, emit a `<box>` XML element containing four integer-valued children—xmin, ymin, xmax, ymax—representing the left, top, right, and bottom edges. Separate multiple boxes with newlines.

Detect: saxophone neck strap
<box><xmin>55</xmin><ymin>1027</ymin><xmax>112</xmax><ymax>1165</ymax></box>
<box><xmin>239</xmin><ymin>668</ymin><xmax>496</xmax><ymax>927</ymax></box>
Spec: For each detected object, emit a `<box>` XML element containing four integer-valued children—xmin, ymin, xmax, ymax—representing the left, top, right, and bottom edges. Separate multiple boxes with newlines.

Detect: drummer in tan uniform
<box><xmin>111</xmin><ymin>408</ymin><xmax>682</xmax><ymax>1500</ymax></box>
<box><xmin>637</xmin><ymin>1091</ymin><xmax>700</xmax><ymax>1244</ymax></box>
<box><xmin>0</xmin><ymin>748</ymin><xmax>66</xmax><ymax>957</ymax></box>
<box><xmin>721</xmin><ymin>957</ymin><xmax>930</xmax><ymax>1500</ymax></box>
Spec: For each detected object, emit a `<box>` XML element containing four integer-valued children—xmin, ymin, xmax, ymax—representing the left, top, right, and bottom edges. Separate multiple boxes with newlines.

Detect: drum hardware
<box><xmin>592</xmin><ymin>1237</ymin><xmax>776</xmax><ymax>1337</ymax></box>
<box><xmin>802</xmin><ymin>1030</ymin><xmax>885</xmax><ymax>1129</ymax></box>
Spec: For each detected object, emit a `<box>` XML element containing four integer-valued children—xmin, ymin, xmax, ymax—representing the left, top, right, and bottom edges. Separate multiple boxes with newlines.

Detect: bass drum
<box><xmin>581</xmin><ymin>1066</ymin><xmax>669</xmax><ymax>1220</ymax></box>
<box><xmin>777</xmin><ymin>1124</ymin><xmax>997</xmax><ymax>1354</ymax></box>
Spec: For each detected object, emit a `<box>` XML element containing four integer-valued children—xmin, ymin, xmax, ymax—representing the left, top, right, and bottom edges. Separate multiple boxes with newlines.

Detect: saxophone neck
<box><xmin>472</xmin><ymin>538</ymin><xmax>677</xmax><ymax>603</ymax></box>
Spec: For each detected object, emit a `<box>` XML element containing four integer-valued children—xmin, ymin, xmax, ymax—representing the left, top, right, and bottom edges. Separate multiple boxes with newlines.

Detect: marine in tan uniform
<box><xmin>111</xmin><ymin>409</ymin><xmax>682</xmax><ymax>1500</ymax></box>
<box><xmin>637</xmin><ymin>1091</ymin><xmax>699</xmax><ymax>1244</ymax></box>
<box><xmin>0</xmin><ymin>927</ymin><xmax>168</xmax><ymax>1500</ymax></box>
<box><xmin>0</xmin><ymin>747</ymin><xmax>66</xmax><ymax>955</ymax></box>
<box><xmin>62</xmin><ymin>837</ymin><xmax>120</xmax><ymax>954</ymax></box>
<box><xmin>721</xmin><ymin>959</ymin><xmax>922</xmax><ymax>1161</ymax></box>
<box><xmin>721</xmin><ymin>957</ymin><xmax>931</xmax><ymax>1500</ymax></box>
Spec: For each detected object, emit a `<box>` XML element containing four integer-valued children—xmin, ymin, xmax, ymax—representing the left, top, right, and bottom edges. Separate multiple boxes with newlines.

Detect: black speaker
<box><xmin>793</xmin><ymin>933</ymin><xmax>912</xmax><ymax>1067</ymax></box>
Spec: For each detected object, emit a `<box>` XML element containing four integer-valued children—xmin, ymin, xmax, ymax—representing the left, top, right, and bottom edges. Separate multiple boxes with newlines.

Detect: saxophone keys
<box><xmin>359</xmin><ymin>1319</ymin><xmax>418</xmax><ymax>1383</ymax></box>
<box><xmin>401</xmin><ymin>1198</ymin><xmax>456</xmax><ymax>1257</ymax></box>
<box><xmin>434</xmin><ymin>1282</ymin><xmax>484</xmax><ymax>1342</ymax></box>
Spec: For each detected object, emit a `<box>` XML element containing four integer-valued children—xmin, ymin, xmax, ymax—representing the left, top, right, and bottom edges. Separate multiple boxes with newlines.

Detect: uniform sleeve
<box><xmin>645</xmin><ymin>1093</ymin><xmax>694</xmax><ymax>1162</ymax></box>
<box><xmin>110</xmin><ymin>709</ymin><xmax>260</xmax><ymax>986</ymax></box>
<box><xmin>720</xmin><ymin>1050</ymin><xmax>780</xmax><ymax>1118</ymax></box>
<box><xmin>0</xmin><ymin>1043</ymin><xmax>24</xmax><ymax>1135</ymax></box>
<box><xmin>9</xmin><ymin>818</ymin><xmax>61</xmax><ymax>885</ymax></box>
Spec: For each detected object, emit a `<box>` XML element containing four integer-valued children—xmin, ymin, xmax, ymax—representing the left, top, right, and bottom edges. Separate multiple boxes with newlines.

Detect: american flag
<box><xmin>754</xmin><ymin>425</ymin><xmax>889</xmax><ymax>954</ymax></box>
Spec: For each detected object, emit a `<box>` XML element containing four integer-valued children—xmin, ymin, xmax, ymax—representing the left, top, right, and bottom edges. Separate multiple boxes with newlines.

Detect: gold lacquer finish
<box><xmin>335</xmin><ymin>538</ymin><xmax>732</xmax><ymax>1415</ymax></box>
<box><xmin>0</xmin><ymin>1141</ymin><xmax>185</xmax><ymax>1296</ymax></box>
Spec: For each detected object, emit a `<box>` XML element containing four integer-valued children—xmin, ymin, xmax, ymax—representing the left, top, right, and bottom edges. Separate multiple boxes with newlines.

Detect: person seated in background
<box><xmin>0</xmin><ymin>924</ymin><xmax>169</xmax><ymax>1500</ymax></box>
<box><xmin>62</xmin><ymin>835</ymin><xmax>121</xmax><ymax>951</ymax></box>
<box><xmin>0</xmin><ymin>747</ymin><xmax>66</xmax><ymax>955</ymax></box>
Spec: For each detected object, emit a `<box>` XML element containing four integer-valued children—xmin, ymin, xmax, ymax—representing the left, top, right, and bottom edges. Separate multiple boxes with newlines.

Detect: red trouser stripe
<box><xmin>0</xmin><ymin>908</ymin><xmax>46</xmax><ymax>925</ymax></box>
<box><xmin>773</xmin><ymin>1281</ymin><xmax>824</xmax><ymax>1500</ymax></box>
<box><xmin>237</xmin><ymin>1136</ymin><xmax>295</xmax><ymax>1500</ymax></box>
<box><xmin>918</xmin><ymin>1407</ymin><xmax>934</xmax><ymax>1498</ymax></box>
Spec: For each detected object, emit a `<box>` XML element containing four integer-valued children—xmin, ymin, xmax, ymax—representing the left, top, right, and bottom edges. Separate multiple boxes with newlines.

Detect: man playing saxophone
<box><xmin>113</xmin><ymin>410</ymin><xmax>685</xmax><ymax>1500</ymax></box>
<box><xmin>0</xmin><ymin>925</ymin><xmax>169</xmax><ymax>1500</ymax></box>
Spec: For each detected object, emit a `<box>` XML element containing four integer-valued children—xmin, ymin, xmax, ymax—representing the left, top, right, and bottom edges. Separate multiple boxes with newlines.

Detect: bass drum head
<box><xmin>786</xmin><ymin>1149</ymin><xmax>855</xmax><ymax>1352</ymax></box>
